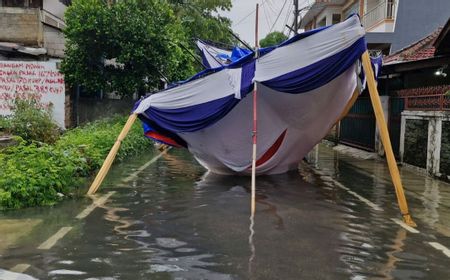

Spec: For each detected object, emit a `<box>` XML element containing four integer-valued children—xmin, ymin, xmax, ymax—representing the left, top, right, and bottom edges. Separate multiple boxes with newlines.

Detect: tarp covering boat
<box><xmin>133</xmin><ymin>15</ymin><xmax>379</xmax><ymax>175</ymax></box>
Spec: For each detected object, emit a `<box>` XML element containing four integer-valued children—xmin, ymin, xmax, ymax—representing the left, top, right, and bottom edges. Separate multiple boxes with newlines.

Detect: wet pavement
<box><xmin>1</xmin><ymin>144</ymin><xmax>450</xmax><ymax>279</ymax></box>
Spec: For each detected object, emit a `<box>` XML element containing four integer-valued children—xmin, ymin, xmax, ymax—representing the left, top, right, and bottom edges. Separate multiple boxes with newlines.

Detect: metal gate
<box><xmin>388</xmin><ymin>97</ymin><xmax>404</xmax><ymax>158</ymax></box>
<box><xmin>339</xmin><ymin>97</ymin><xmax>376</xmax><ymax>151</ymax></box>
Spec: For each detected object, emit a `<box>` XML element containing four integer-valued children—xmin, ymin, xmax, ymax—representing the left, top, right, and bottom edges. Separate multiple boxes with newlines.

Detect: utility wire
<box><xmin>232</xmin><ymin>0</ymin><xmax>269</xmax><ymax>27</ymax></box>
<box><xmin>262</xmin><ymin>2</ymin><xmax>271</xmax><ymax>30</ymax></box>
<box><xmin>269</xmin><ymin>0</ymin><xmax>288</xmax><ymax>33</ymax></box>
<box><xmin>282</xmin><ymin>4</ymin><xmax>293</xmax><ymax>35</ymax></box>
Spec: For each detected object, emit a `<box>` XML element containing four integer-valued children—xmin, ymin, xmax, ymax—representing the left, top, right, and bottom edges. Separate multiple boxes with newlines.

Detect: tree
<box><xmin>62</xmin><ymin>0</ymin><xmax>195</xmax><ymax>97</ymax></box>
<box><xmin>169</xmin><ymin>0</ymin><xmax>235</xmax><ymax>46</ymax></box>
<box><xmin>259</xmin><ymin>31</ymin><xmax>288</xmax><ymax>48</ymax></box>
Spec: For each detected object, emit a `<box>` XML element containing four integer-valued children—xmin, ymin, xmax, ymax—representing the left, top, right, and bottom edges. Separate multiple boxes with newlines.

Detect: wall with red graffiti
<box><xmin>0</xmin><ymin>61</ymin><xmax>65</xmax><ymax>127</ymax></box>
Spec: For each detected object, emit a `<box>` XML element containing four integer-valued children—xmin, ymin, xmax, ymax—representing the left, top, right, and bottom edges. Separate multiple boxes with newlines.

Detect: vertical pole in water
<box><xmin>361</xmin><ymin>51</ymin><xmax>416</xmax><ymax>227</ymax></box>
<box><xmin>251</xmin><ymin>3</ymin><xmax>259</xmax><ymax>216</ymax></box>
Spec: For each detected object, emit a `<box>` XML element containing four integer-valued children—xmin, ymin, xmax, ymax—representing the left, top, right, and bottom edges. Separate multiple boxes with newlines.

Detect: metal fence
<box><xmin>404</xmin><ymin>94</ymin><xmax>450</xmax><ymax>111</ymax></box>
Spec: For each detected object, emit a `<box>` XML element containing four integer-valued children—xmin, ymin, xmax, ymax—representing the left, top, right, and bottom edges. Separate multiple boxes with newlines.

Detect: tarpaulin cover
<box><xmin>134</xmin><ymin>15</ymin><xmax>379</xmax><ymax>175</ymax></box>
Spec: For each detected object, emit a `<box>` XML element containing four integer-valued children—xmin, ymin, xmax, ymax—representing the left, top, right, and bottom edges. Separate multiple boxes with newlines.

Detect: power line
<box><xmin>269</xmin><ymin>0</ymin><xmax>288</xmax><ymax>33</ymax></box>
<box><xmin>282</xmin><ymin>3</ymin><xmax>293</xmax><ymax>35</ymax></box>
<box><xmin>232</xmin><ymin>0</ymin><xmax>269</xmax><ymax>27</ymax></box>
<box><xmin>262</xmin><ymin>2</ymin><xmax>271</xmax><ymax>30</ymax></box>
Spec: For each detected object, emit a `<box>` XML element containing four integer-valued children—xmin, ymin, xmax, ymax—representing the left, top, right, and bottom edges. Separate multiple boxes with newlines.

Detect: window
<box><xmin>332</xmin><ymin>14</ymin><xmax>341</xmax><ymax>24</ymax></box>
<box><xmin>317</xmin><ymin>17</ymin><xmax>326</xmax><ymax>27</ymax></box>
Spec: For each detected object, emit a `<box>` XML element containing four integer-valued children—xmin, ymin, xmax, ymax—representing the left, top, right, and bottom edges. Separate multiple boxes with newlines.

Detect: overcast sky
<box><xmin>220</xmin><ymin>0</ymin><xmax>310</xmax><ymax>46</ymax></box>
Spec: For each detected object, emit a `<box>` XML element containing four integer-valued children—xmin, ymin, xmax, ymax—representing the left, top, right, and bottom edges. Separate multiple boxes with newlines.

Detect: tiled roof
<box><xmin>383</xmin><ymin>27</ymin><xmax>443</xmax><ymax>64</ymax></box>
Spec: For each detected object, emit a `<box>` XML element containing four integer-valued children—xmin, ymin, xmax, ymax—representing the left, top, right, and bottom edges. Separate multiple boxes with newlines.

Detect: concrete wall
<box><xmin>0</xmin><ymin>7</ymin><xmax>41</xmax><ymax>46</ymax></box>
<box><xmin>440</xmin><ymin>121</ymin><xmax>450</xmax><ymax>175</ymax></box>
<box><xmin>43</xmin><ymin>0</ymin><xmax>65</xmax><ymax>20</ymax></box>
<box><xmin>76</xmin><ymin>98</ymin><xmax>136</xmax><ymax>126</ymax></box>
<box><xmin>43</xmin><ymin>25</ymin><xmax>65</xmax><ymax>58</ymax></box>
<box><xmin>400</xmin><ymin>111</ymin><xmax>450</xmax><ymax>178</ymax></box>
<box><xmin>402</xmin><ymin>118</ymin><xmax>428</xmax><ymax>169</ymax></box>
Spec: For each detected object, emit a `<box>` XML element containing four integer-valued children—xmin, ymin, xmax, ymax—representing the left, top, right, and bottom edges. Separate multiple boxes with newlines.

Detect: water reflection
<box><xmin>1</xmin><ymin>148</ymin><xmax>450</xmax><ymax>279</ymax></box>
<box><xmin>248</xmin><ymin>214</ymin><xmax>255</xmax><ymax>278</ymax></box>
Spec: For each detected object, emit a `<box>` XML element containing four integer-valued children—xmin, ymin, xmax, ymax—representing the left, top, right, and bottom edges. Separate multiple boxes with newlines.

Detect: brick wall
<box><xmin>0</xmin><ymin>7</ymin><xmax>41</xmax><ymax>46</ymax></box>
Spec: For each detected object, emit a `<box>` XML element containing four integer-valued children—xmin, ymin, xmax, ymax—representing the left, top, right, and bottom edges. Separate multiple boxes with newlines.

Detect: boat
<box><xmin>132</xmin><ymin>15</ymin><xmax>381</xmax><ymax>176</ymax></box>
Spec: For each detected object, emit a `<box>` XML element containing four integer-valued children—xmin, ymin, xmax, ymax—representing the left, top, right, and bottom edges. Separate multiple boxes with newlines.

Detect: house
<box><xmin>299</xmin><ymin>0</ymin><xmax>450</xmax><ymax>54</ymax></box>
<box><xmin>300</xmin><ymin>1</ymin><xmax>450</xmax><ymax>172</ymax></box>
<box><xmin>380</xmin><ymin>20</ymin><xmax>450</xmax><ymax>177</ymax></box>
<box><xmin>0</xmin><ymin>0</ymin><xmax>69</xmax><ymax>59</ymax></box>
<box><xmin>0</xmin><ymin>0</ymin><xmax>70</xmax><ymax>127</ymax></box>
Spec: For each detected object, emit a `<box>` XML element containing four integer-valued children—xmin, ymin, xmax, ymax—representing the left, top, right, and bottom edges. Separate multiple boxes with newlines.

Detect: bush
<box><xmin>0</xmin><ymin>98</ymin><xmax>60</xmax><ymax>144</ymax></box>
<box><xmin>0</xmin><ymin>116</ymin><xmax>151</xmax><ymax>209</ymax></box>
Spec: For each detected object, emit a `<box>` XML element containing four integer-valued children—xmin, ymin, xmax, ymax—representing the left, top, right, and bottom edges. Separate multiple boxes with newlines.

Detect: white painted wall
<box><xmin>368</xmin><ymin>20</ymin><xmax>395</xmax><ymax>32</ymax></box>
<box><xmin>0</xmin><ymin>61</ymin><xmax>66</xmax><ymax>127</ymax></box>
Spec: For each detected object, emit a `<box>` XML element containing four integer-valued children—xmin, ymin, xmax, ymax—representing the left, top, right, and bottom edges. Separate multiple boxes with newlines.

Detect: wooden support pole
<box><xmin>361</xmin><ymin>51</ymin><xmax>416</xmax><ymax>227</ymax></box>
<box><xmin>87</xmin><ymin>113</ymin><xmax>138</xmax><ymax>195</ymax></box>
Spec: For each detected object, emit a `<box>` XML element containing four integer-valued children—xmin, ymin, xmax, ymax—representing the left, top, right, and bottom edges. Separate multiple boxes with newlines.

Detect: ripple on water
<box><xmin>48</xmin><ymin>269</ymin><xmax>86</xmax><ymax>275</ymax></box>
<box><xmin>175</xmin><ymin>247</ymin><xmax>197</xmax><ymax>253</ymax></box>
<box><xmin>156</xmin><ymin>237</ymin><xmax>187</xmax><ymax>248</ymax></box>
<box><xmin>0</xmin><ymin>269</ymin><xmax>37</xmax><ymax>280</ymax></box>
<box><xmin>149</xmin><ymin>264</ymin><xmax>185</xmax><ymax>273</ymax></box>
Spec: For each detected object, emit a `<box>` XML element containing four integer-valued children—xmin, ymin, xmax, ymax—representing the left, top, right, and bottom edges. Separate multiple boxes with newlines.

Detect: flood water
<box><xmin>1</xmin><ymin>145</ymin><xmax>450</xmax><ymax>279</ymax></box>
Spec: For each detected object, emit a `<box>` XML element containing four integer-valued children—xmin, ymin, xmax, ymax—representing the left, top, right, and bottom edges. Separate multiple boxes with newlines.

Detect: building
<box><xmin>301</xmin><ymin>1</ymin><xmax>450</xmax><ymax>179</ymax></box>
<box><xmin>299</xmin><ymin>0</ymin><xmax>450</xmax><ymax>54</ymax></box>
<box><xmin>0</xmin><ymin>0</ymin><xmax>69</xmax><ymax>59</ymax></box>
<box><xmin>0</xmin><ymin>0</ymin><xmax>70</xmax><ymax>127</ymax></box>
<box><xmin>381</xmin><ymin>21</ymin><xmax>450</xmax><ymax>177</ymax></box>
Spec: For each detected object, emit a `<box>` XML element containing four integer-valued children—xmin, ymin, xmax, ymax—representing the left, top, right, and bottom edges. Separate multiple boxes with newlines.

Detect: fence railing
<box><xmin>404</xmin><ymin>94</ymin><xmax>450</xmax><ymax>111</ymax></box>
<box><xmin>361</xmin><ymin>1</ymin><xmax>395</xmax><ymax>30</ymax></box>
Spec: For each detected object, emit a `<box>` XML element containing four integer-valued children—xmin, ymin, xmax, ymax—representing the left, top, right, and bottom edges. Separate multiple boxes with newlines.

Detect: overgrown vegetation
<box><xmin>0</xmin><ymin>116</ymin><xmax>150</xmax><ymax>210</ymax></box>
<box><xmin>0</xmin><ymin>99</ymin><xmax>60</xmax><ymax>144</ymax></box>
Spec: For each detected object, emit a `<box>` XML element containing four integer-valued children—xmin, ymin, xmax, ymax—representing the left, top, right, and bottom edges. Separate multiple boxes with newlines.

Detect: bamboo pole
<box><xmin>87</xmin><ymin>113</ymin><xmax>138</xmax><ymax>195</ymax></box>
<box><xmin>361</xmin><ymin>51</ymin><xmax>416</xmax><ymax>227</ymax></box>
<box><xmin>251</xmin><ymin>3</ymin><xmax>260</xmax><ymax>215</ymax></box>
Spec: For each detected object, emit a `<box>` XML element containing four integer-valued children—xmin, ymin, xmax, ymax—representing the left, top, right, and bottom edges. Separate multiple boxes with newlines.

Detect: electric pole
<box><xmin>293</xmin><ymin>0</ymin><xmax>299</xmax><ymax>34</ymax></box>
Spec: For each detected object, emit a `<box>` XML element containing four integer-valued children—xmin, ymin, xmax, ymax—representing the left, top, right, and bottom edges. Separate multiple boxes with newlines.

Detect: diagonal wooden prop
<box><xmin>87</xmin><ymin>113</ymin><xmax>138</xmax><ymax>195</ymax></box>
<box><xmin>361</xmin><ymin>50</ymin><xmax>416</xmax><ymax>227</ymax></box>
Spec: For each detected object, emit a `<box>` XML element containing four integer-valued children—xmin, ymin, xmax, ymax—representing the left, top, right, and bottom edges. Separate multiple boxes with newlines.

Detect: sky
<box><xmin>220</xmin><ymin>0</ymin><xmax>310</xmax><ymax>46</ymax></box>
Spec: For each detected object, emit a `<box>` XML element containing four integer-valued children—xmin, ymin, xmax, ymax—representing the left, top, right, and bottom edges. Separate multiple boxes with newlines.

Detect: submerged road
<box><xmin>1</xmin><ymin>144</ymin><xmax>450</xmax><ymax>279</ymax></box>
